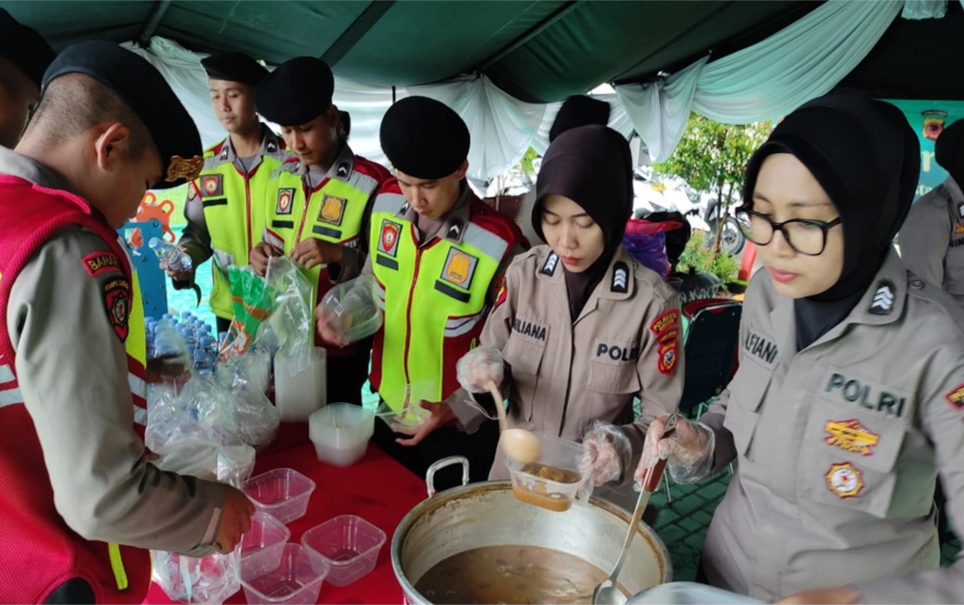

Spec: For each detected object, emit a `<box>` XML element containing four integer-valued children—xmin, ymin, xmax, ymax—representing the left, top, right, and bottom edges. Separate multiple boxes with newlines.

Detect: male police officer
<box><xmin>171</xmin><ymin>52</ymin><xmax>290</xmax><ymax>333</ymax></box>
<box><xmin>0</xmin><ymin>9</ymin><xmax>55</xmax><ymax>148</ymax></box>
<box><xmin>0</xmin><ymin>42</ymin><xmax>253</xmax><ymax>603</ymax></box>
<box><xmin>250</xmin><ymin>57</ymin><xmax>391</xmax><ymax>406</ymax></box>
<box><xmin>319</xmin><ymin>96</ymin><xmax>527</xmax><ymax>486</ymax></box>
<box><xmin>900</xmin><ymin>121</ymin><xmax>964</xmax><ymax>308</ymax></box>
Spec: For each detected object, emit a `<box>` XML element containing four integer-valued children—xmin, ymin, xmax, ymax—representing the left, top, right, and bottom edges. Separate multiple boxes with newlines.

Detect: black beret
<box><xmin>549</xmin><ymin>95</ymin><xmax>610</xmax><ymax>142</ymax></box>
<box><xmin>0</xmin><ymin>9</ymin><xmax>55</xmax><ymax>88</ymax></box>
<box><xmin>257</xmin><ymin>57</ymin><xmax>334</xmax><ymax>126</ymax></box>
<box><xmin>935</xmin><ymin>120</ymin><xmax>964</xmax><ymax>172</ymax></box>
<box><xmin>380</xmin><ymin>96</ymin><xmax>469</xmax><ymax>179</ymax></box>
<box><xmin>200</xmin><ymin>51</ymin><xmax>267</xmax><ymax>86</ymax></box>
<box><xmin>43</xmin><ymin>41</ymin><xmax>202</xmax><ymax>189</ymax></box>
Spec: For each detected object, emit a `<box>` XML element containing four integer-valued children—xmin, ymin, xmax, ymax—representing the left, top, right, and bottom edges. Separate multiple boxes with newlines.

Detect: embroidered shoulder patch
<box><xmin>493</xmin><ymin>275</ymin><xmax>507</xmax><ymax>307</ymax></box>
<box><xmin>945</xmin><ymin>383</ymin><xmax>964</xmax><ymax>411</ymax></box>
<box><xmin>540</xmin><ymin>252</ymin><xmax>559</xmax><ymax>276</ymax></box>
<box><xmin>82</xmin><ymin>252</ymin><xmax>121</xmax><ymax>278</ymax></box>
<box><xmin>101</xmin><ymin>277</ymin><xmax>131</xmax><ymax>342</ymax></box>
<box><xmin>650</xmin><ymin>309</ymin><xmax>680</xmax><ymax>336</ymax></box>
<box><xmin>611</xmin><ymin>261</ymin><xmax>629</xmax><ymax>293</ymax></box>
<box><xmin>276</xmin><ymin>188</ymin><xmax>295</xmax><ymax>215</ymax></box>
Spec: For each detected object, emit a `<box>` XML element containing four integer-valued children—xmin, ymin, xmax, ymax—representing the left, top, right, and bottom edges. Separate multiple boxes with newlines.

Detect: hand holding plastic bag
<box><xmin>636</xmin><ymin>414</ymin><xmax>715</xmax><ymax>486</ymax></box>
<box><xmin>456</xmin><ymin>346</ymin><xmax>504</xmax><ymax>393</ymax></box>
<box><xmin>580</xmin><ymin>421</ymin><xmax>632</xmax><ymax>486</ymax></box>
<box><xmin>317</xmin><ymin>274</ymin><xmax>383</xmax><ymax>345</ymax></box>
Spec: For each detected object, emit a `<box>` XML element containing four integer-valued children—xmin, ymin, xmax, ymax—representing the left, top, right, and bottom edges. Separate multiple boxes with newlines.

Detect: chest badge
<box><xmin>442</xmin><ymin>249</ymin><xmax>478</xmax><ymax>289</ymax></box>
<box><xmin>825</xmin><ymin>462</ymin><xmax>864</xmax><ymax>499</ymax></box>
<box><xmin>824</xmin><ymin>419</ymin><xmax>879</xmax><ymax>456</ymax></box>
<box><xmin>200</xmin><ymin>174</ymin><xmax>223</xmax><ymax>197</ymax></box>
<box><xmin>276</xmin><ymin>188</ymin><xmax>295</xmax><ymax>215</ymax></box>
<box><xmin>379</xmin><ymin>220</ymin><xmax>401</xmax><ymax>257</ymax></box>
<box><xmin>319</xmin><ymin>195</ymin><xmax>346</xmax><ymax>226</ymax></box>
<box><xmin>868</xmin><ymin>279</ymin><xmax>895</xmax><ymax>315</ymax></box>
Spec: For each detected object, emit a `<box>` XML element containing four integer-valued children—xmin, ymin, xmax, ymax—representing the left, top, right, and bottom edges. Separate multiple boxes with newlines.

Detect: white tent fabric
<box><xmin>126</xmin><ymin>0</ymin><xmax>943</xmax><ymax>181</ymax></box>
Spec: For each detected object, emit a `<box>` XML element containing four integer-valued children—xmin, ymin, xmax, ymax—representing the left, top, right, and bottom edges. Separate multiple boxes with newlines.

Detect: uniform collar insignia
<box><xmin>611</xmin><ymin>261</ymin><xmax>629</xmax><ymax>293</ymax></box>
<box><xmin>267</xmin><ymin>140</ymin><xmax>278</xmax><ymax>153</ymax></box>
<box><xmin>868</xmin><ymin>279</ymin><xmax>895</xmax><ymax>315</ymax></box>
<box><xmin>540</xmin><ymin>252</ymin><xmax>559</xmax><ymax>276</ymax></box>
<box><xmin>336</xmin><ymin>160</ymin><xmax>351</xmax><ymax>178</ymax></box>
<box><xmin>447</xmin><ymin>219</ymin><xmax>463</xmax><ymax>241</ymax></box>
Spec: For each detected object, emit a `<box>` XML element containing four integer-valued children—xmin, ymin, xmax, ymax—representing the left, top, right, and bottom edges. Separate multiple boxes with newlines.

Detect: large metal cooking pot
<box><xmin>392</xmin><ymin>457</ymin><xmax>672</xmax><ymax>605</ymax></box>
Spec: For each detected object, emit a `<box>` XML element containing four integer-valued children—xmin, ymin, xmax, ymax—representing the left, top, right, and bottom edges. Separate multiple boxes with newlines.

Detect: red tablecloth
<box><xmin>144</xmin><ymin>423</ymin><xmax>429</xmax><ymax>604</ymax></box>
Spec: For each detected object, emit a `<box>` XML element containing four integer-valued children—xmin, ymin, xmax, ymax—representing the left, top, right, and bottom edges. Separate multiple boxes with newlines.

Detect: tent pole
<box><xmin>138</xmin><ymin>0</ymin><xmax>173</xmax><ymax>48</ymax></box>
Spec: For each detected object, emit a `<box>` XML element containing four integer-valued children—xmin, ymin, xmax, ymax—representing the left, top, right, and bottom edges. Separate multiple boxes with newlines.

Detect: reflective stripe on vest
<box><xmin>370</xmin><ymin>207</ymin><xmax>507</xmax><ymax>410</ymax></box>
<box><xmin>0</xmin><ymin>362</ymin><xmax>20</xmax><ymax>409</ymax></box>
<box><xmin>196</xmin><ymin>143</ymin><xmax>289</xmax><ymax>319</ymax></box>
<box><xmin>266</xmin><ymin>166</ymin><xmax>377</xmax><ymax>305</ymax></box>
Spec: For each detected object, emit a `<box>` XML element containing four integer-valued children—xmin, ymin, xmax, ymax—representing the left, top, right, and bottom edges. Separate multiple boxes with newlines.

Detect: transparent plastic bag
<box><xmin>263</xmin><ymin>256</ymin><xmax>315</xmax><ymax>378</ymax></box>
<box><xmin>319</xmin><ymin>274</ymin><xmax>383</xmax><ymax>343</ymax></box>
<box><xmin>150</xmin><ymin>446</ymin><xmax>254</xmax><ymax>603</ymax></box>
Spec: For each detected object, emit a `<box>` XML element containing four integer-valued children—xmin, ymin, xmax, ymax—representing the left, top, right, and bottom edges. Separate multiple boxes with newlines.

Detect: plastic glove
<box><xmin>456</xmin><ymin>346</ymin><xmax>504</xmax><ymax>394</ymax></box>
<box><xmin>580</xmin><ymin>421</ymin><xmax>633</xmax><ymax>486</ymax></box>
<box><xmin>636</xmin><ymin>414</ymin><xmax>715</xmax><ymax>486</ymax></box>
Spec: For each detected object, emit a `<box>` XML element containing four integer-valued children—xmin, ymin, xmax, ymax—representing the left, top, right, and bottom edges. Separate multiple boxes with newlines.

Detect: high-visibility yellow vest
<box><xmin>192</xmin><ymin>131</ymin><xmax>289</xmax><ymax>319</ymax></box>
<box><xmin>263</xmin><ymin>150</ymin><xmax>388</xmax><ymax>307</ymax></box>
<box><xmin>369</xmin><ymin>187</ymin><xmax>519</xmax><ymax>409</ymax></box>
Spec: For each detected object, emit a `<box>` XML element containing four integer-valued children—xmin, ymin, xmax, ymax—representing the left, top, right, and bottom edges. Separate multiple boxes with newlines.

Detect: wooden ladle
<box><xmin>484</xmin><ymin>380</ymin><xmax>541</xmax><ymax>464</ymax></box>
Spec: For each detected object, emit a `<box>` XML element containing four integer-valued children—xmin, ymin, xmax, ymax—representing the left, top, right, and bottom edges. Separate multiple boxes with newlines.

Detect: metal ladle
<box><xmin>593</xmin><ymin>414</ymin><xmax>679</xmax><ymax>605</ymax></box>
<box><xmin>484</xmin><ymin>380</ymin><xmax>541</xmax><ymax>464</ymax></box>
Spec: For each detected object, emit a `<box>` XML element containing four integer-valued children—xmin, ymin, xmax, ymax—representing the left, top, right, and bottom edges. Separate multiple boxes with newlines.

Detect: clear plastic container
<box><xmin>627</xmin><ymin>582</ymin><xmax>764</xmax><ymax>604</ymax></box>
<box><xmin>301</xmin><ymin>515</ymin><xmax>386</xmax><ymax>587</ymax></box>
<box><xmin>242</xmin><ymin>468</ymin><xmax>316</xmax><ymax>524</ymax></box>
<box><xmin>240</xmin><ymin>512</ymin><xmax>291</xmax><ymax>579</ymax></box>
<box><xmin>274</xmin><ymin>347</ymin><xmax>326</xmax><ymax>422</ymax></box>
<box><xmin>505</xmin><ymin>433</ymin><xmax>591</xmax><ymax>512</ymax></box>
<box><xmin>240</xmin><ymin>543</ymin><xmax>330</xmax><ymax>605</ymax></box>
<box><xmin>320</xmin><ymin>275</ymin><xmax>383</xmax><ymax>343</ymax></box>
<box><xmin>374</xmin><ymin>380</ymin><xmax>437</xmax><ymax>431</ymax></box>
<box><xmin>309</xmin><ymin>403</ymin><xmax>375</xmax><ymax>467</ymax></box>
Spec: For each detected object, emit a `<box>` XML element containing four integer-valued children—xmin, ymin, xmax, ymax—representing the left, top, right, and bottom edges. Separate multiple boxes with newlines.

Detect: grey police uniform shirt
<box><xmin>448</xmin><ymin>244</ymin><xmax>684</xmax><ymax>481</ymax></box>
<box><xmin>899</xmin><ymin>176</ymin><xmax>964</xmax><ymax>306</ymax></box>
<box><xmin>1</xmin><ymin>147</ymin><xmax>223</xmax><ymax>556</ymax></box>
<box><xmin>699</xmin><ymin>248</ymin><xmax>964</xmax><ymax>603</ymax></box>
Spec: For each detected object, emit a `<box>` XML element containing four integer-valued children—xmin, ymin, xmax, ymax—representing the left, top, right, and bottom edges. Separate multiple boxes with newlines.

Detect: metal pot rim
<box><xmin>390</xmin><ymin>479</ymin><xmax>673</xmax><ymax>602</ymax></box>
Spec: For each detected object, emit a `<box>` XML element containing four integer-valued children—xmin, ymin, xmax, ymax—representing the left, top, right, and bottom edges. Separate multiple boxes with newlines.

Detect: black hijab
<box><xmin>742</xmin><ymin>93</ymin><xmax>920</xmax><ymax>350</ymax></box>
<box><xmin>533</xmin><ymin>125</ymin><xmax>633</xmax><ymax>319</ymax></box>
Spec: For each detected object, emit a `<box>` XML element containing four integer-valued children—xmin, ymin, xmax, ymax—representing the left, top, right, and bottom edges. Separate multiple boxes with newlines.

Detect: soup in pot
<box><xmin>413</xmin><ymin>544</ymin><xmax>622</xmax><ymax>604</ymax></box>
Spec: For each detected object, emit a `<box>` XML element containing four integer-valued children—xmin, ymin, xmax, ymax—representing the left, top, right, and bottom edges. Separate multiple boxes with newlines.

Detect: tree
<box><xmin>652</xmin><ymin>113</ymin><xmax>771</xmax><ymax>254</ymax></box>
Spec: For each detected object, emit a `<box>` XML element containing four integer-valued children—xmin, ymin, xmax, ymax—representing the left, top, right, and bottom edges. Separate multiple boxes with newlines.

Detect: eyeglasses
<box><xmin>735</xmin><ymin>208</ymin><xmax>842</xmax><ymax>256</ymax></box>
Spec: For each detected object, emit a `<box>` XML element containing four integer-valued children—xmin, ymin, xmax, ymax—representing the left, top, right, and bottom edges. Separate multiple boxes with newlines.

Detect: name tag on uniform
<box><xmin>822</xmin><ymin>369</ymin><xmax>908</xmax><ymax>418</ymax></box>
<box><xmin>743</xmin><ymin>330</ymin><xmax>778</xmax><ymax>369</ymax></box>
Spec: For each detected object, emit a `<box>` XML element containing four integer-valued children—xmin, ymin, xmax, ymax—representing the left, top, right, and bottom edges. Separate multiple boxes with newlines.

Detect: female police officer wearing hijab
<box><xmin>427</xmin><ymin>125</ymin><xmax>683</xmax><ymax>483</ymax></box>
<box><xmin>638</xmin><ymin>93</ymin><xmax>964</xmax><ymax>603</ymax></box>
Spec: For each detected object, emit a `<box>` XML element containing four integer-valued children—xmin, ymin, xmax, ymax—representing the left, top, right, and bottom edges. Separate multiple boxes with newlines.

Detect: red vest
<box><xmin>0</xmin><ymin>175</ymin><xmax>150</xmax><ymax>603</ymax></box>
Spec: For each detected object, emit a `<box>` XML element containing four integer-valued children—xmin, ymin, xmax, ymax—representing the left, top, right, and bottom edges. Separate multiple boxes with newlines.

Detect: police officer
<box><xmin>250</xmin><ymin>57</ymin><xmax>391</xmax><ymax>406</ymax></box>
<box><xmin>422</xmin><ymin>126</ymin><xmax>683</xmax><ymax>486</ymax></box>
<box><xmin>318</xmin><ymin>96</ymin><xmax>527</xmax><ymax>486</ymax></box>
<box><xmin>639</xmin><ymin>94</ymin><xmax>964</xmax><ymax>603</ymax></box>
<box><xmin>517</xmin><ymin>95</ymin><xmax>611</xmax><ymax>245</ymax></box>
<box><xmin>0</xmin><ymin>42</ymin><xmax>254</xmax><ymax>604</ymax></box>
<box><xmin>0</xmin><ymin>8</ymin><xmax>55</xmax><ymax>148</ymax></box>
<box><xmin>899</xmin><ymin>120</ymin><xmax>964</xmax><ymax>308</ymax></box>
<box><xmin>171</xmin><ymin>51</ymin><xmax>290</xmax><ymax>334</ymax></box>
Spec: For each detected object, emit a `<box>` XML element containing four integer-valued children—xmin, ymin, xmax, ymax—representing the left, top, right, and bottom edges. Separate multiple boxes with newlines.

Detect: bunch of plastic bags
<box><xmin>622</xmin><ymin>218</ymin><xmax>684</xmax><ymax>278</ymax></box>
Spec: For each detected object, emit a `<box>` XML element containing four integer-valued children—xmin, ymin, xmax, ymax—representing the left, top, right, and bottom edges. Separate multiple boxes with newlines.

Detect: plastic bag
<box><xmin>622</xmin><ymin>219</ymin><xmax>682</xmax><ymax>278</ymax></box>
<box><xmin>319</xmin><ymin>274</ymin><xmax>383</xmax><ymax>343</ymax></box>
<box><xmin>150</xmin><ymin>447</ymin><xmax>255</xmax><ymax>604</ymax></box>
<box><xmin>262</xmin><ymin>256</ymin><xmax>315</xmax><ymax>377</ymax></box>
<box><xmin>219</xmin><ymin>266</ymin><xmax>280</xmax><ymax>361</ymax></box>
